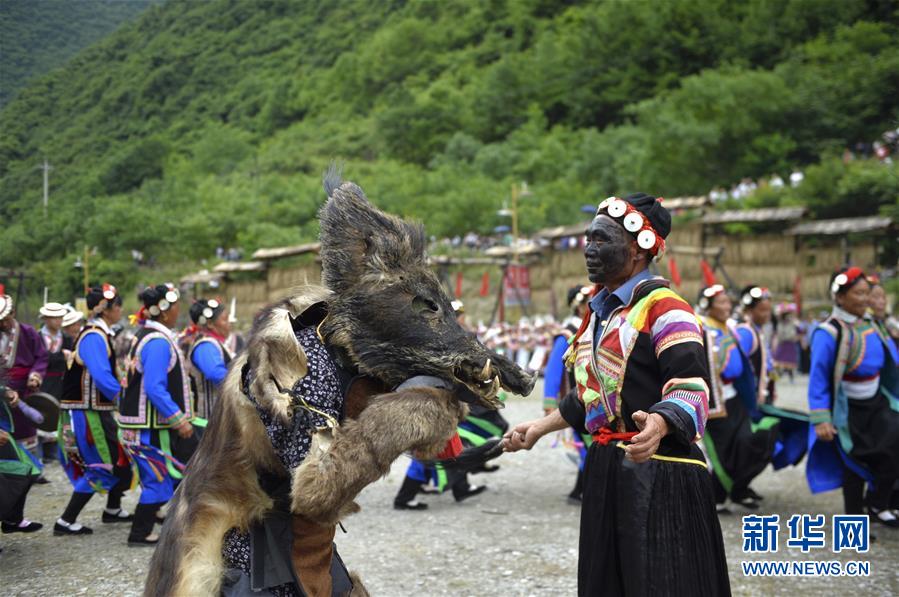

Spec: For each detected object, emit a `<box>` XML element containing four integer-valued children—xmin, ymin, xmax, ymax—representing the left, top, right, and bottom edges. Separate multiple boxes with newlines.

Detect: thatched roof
<box><xmin>180</xmin><ymin>270</ymin><xmax>223</xmax><ymax>284</ymax></box>
<box><xmin>536</xmin><ymin>221</ymin><xmax>591</xmax><ymax>239</ymax></box>
<box><xmin>787</xmin><ymin>216</ymin><xmax>893</xmax><ymax>236</ymax></box>
<box><xmin>702</xmin><ymin>206</ymin><xmax>806</xmax><ymax>224</ymax></box>
<box><xmin>252</xmin><ymin>242</ymin><xmax>321</xmax><ymax>260</ymax></box>
<box><xmin>663</xmin><ymin>196</ymin><xmax>711</xmax><ymax>210</ymax></box>
<box><xmin>213</xmin><ymin>261</ymin><xmax>266</xmax><ymax>273</ymax></box>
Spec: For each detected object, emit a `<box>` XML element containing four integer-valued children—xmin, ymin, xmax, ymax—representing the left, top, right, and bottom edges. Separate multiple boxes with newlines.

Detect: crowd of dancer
<box><xmin>1</xmin><ymin>284</ymin><xmax>237</xmax><ymax>547</ymax></box>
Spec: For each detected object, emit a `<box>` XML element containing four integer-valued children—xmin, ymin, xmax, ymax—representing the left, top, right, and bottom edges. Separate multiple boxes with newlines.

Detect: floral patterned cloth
<box><xmin>222</xmin><ymin>325</ymin><xmax>344</xmax><ymax>593</ymax></box>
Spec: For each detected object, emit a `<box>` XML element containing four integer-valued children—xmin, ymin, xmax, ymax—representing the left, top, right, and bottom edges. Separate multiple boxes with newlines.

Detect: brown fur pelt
<box><xmin>291</xmin><ymin>386</ymin><xmax>466</xmax><ymax>525</ymax></box>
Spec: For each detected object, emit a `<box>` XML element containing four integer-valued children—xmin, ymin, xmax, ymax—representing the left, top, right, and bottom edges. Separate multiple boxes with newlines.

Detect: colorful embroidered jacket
<box><xmin>188</xmin><ymin>333</ymin><xmax>232</xmax><ymax>419</ymax></box>
<box><xmin>559</xmin><ymin>276</ymin><xmax>711</xmax><ymax>452</ymax></box>
<box><xmin>701</xmin><ymin>316</ymin><xmax>756</xmax><ymax>420</ymax></box>
<box><xmin>806</xmin><ymin>307</ymin><xmax>899</xmax><ymax>493</ymax></box>
<box><xmin>119</xmin><ymin>320</ymin><xmax>193</xmax><ymax>429</ymax></box>
<box><xmin>61</xmin><ymin>320</ymin><xmax>119</xmax><ymax>411</ymax></box>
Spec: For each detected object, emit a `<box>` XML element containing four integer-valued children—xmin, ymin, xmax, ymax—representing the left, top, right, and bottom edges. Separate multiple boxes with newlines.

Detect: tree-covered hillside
<box><xmin>0</xmin><ymin>0</ymin><xmax>155</xmax><ymax>106</ymax></box>
<box><xmin>0</xmin><ymin>0</ymin><xmax>897</xmax><ymax>300</ymax></box>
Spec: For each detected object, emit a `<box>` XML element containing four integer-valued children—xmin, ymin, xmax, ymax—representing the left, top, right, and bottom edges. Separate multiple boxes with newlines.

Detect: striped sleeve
<box><xmin>646</xmin><ymin>293</ymin><xmax>711</xmax><ymax>443</ymax></box>
<box><xmin>647</xmin><ymin>293</ymin><xmax>704</xmax><ymax>358</ymax></box>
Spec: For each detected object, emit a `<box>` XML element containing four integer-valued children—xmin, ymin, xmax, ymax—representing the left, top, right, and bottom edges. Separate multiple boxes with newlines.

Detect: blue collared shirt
<box><xmin>589</xmin><ymin>268</ymin><xmax>653</xmax><ymax>346</ymax></box>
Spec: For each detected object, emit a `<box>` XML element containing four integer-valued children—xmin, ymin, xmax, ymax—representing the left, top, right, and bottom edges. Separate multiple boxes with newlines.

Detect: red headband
<box><xmin>831</xmin><ymin>267</ymin><xmax>865</xmax><ymax>295</ymax></box>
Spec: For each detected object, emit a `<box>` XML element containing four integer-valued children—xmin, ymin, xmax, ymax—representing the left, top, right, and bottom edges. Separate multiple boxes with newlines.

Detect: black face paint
<box><xmin>584</xmin><ymin>215</ymin><xmax>631</xmax><ymax>285</ymax></box>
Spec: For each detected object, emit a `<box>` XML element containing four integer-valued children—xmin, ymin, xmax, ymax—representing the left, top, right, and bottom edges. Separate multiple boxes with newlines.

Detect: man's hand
<box><xmin>625</xmin><ymin>411</ymin><xmax>669</xmax><ymax>463</ymax></box>
<box><xmin>0</xmin><ymin>430</ymin><xmax>9</xmax><ymax>446</ymax></box>
<box><xmin>176</xmin><ymin>420</ymin><xmax>194</xmax><ymax>438</ymax></box>
<box><xmin>503</xmin><ymin>408</ymin><xmax>569</xmax><ymax>452</ymax></box>
<box><xmin>815</xmin><ymin>422</ymin><xmax>836</xmax><ymax>442</ymax></box>
<box><xmin>503</xmin><ymin>420</ymin><xmax>543</xmax><ymax>452</ymax></box>
<box><xmin>4</xmin><ymin>389</ymin><xmax>19</xmax><ymax>407</ymax></box>
<box><xmin>26</xmin><ymin>373</ymin><xmax>41</xmax><ymax>389</ymax></box>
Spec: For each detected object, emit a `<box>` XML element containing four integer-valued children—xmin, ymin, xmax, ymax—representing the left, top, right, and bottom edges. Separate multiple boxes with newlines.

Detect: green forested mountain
<box><xmin>0</xmin><ymin>0</ymin><xmax>155</xmax><ymax>106</ymax></box>
<box><xmin>1</xmin><ymin>0</ymin><xmax>897</xmax><ymax>300</ymax></box>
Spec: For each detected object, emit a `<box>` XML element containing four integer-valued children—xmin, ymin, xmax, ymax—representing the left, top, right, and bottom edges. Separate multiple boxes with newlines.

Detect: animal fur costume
<box><xmin>145</xmin><ymin>171</ymin><xmax>535</xmax><ymax>596</ymax></box>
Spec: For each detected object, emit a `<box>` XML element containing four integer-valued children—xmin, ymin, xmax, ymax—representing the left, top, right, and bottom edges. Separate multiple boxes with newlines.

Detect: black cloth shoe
<box><xmin>2</xmin><ymin>520</ymin><xmax>43</xmax><ymax>533</ymax></box>
<box><xmin>127</xmin><ymin>534</ymin><xmax>159</xmax><ymax>547</ymax></box>
<box><xmin>102</xmin><ymin>509</ymin><xmax>134</xmax><ymax>523</ymax></box>
<box><xmin>869</xmin><ymin>508</ymin><xmax>899</xmax><ymax>528</ymax></box>
<box><xmin>393</xmin><ymin>500</ymin><xmax>428</xmax><ymax>511</ymax></box>
<box><xmin>53</xmin><ymin>522</ymin><xmax>93</xmax><ymax>536</ymax></box>
<box><xmin>454</xmin><ymin>484</ymin><xmax>487</xmax><ymax>503</ymax></box>
<box><xmin>35</xmin><ymin>476</ymin><xmax>51</xmax><ymax>485</ymax></box>
<box><xmin>744</xmin><ymin>487</ymin><xmax>765</xmax><ymax>501</ymax></box>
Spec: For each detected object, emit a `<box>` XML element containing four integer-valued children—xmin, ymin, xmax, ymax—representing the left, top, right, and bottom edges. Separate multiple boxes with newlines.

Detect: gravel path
<box><xmin>2</xmin><ymin>376</ymin><xmax>897</xmax><ymax>595</ymax></box>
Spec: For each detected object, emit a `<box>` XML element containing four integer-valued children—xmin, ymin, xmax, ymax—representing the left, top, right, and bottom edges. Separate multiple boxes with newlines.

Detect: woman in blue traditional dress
<box><xmin>55</xmin><ymin>284</ymin><xmax>133</xmax><ymax>536</ymax></box>
<box><xmin>807</xmin><ymin>267</ymin><xmax>899</xmax><ymax>527</ymax></box>
<box><xmin>698</xmin><ymin>284</ymin><xmax>777</xmax><ymax>510</ymax></box>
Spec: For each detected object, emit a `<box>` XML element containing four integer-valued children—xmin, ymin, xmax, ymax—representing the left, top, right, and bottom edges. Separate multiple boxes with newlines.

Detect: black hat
<box><xmin>139</xmin><ymin>283</ymin><xmax>180</xmax><ymax>318</ymax></box>
<box><xmin>739</xmin><ymin>285</ymin><xmax>771</xmax><ymax>309</ymax></box>
<box><xmin>567</xmin><ymin>285</ymin><xmax>592</xmax><ymax>307</ymax></box>
<box><xmin>623</xmin><ymin>193</ymin><xmax>671</xmax><ymax>239</ymax></box>
<box><xmin>86</xmin><ymin>283</ymin><xmax>122</xmax><ymax>312</ymax></box>
<box><xmin>698</xmin><ymin>284</ymin><xmax>727</xmax><ymax>311</ymax></box>
<box><xmin>189</xmin><ymin>298</ymin><xmax>225</xmax><ymax>326</ymax></box>
<box><xmin>596</xmin><ymin>193</ymin><xmax>671</xmax><ymax>255</ymax></box>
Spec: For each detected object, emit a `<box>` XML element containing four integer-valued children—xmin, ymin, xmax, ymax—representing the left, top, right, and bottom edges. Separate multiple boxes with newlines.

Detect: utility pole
<box><xmin>36</xmin><ymin>159</ymin><xmax>53</xmax><ymax>218</ymax></box>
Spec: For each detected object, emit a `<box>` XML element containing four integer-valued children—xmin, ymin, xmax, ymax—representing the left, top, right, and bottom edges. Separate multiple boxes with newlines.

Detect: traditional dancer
<box><xmin>504</xmin><ymin>193</ymin><xmax>729</xmax><ymax>596</ymax></box>
<box><xmin>1</xmin><ymin>383</ymin><xmax>43</xmax><ymax>536</ymax></box>
<box><xmin>62</xmin><ymin>305</ymin><xmax>85</xmax><ymax>341</ymax></box>
<box><xmin>0</xmin><ymin>285</ymin><xmax>49</xmax><ymax>462</ymax></box>
<box><xmin>806</xmin><ymin>267</ymin><xmax>899</xmax><ymax>527</ymax></box>
<box><xmin>737</xmin><ymin>285</ymin><xmax>810</xmax><ymax>474</ymax></box>
<box><xmin>119</xmin><ymin>283</ymin><xmax>195</xmax><ymax>546</ymax></box>
<box><xmin>38</xmin><ymin>301</ymin><xmax>70</xmax><ymax>463</ymax></box>
<box><xmin>186</xmin><ymin>298</ymin><xmax>232</xmax><ymax>422</ymax></box>
<box><xmin>38</xmin><ymin>302</ymin><xmax>71</xmax><ymax>400</ymax></box>
<box><xmin>55</xmin><ymin>285</ymin><xmax>133</xmax><ymax>536</ymax></box>
<box><xmin>868</xmin><ymin>275</ymin><xmax>899</xmax><ymax>341</ymax></box>
<box><xmin>698</xmin><ymin>284</ymin><xmax>776</xmax><ymax>510</ymax></box>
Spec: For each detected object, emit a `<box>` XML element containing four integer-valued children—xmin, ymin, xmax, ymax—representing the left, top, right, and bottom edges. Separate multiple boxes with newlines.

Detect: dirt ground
<box><xmin>2</xmin><ymin>376</ymin><xmax>898</xmax><ymax>596</ymax></box>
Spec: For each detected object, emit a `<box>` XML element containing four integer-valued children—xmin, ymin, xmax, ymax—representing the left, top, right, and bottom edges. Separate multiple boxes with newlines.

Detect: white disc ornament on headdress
<box><xmin>637</xmin><ymin>229</ymin><xmax>657</xmax><ymax>250</ymax></box>
<box><xmin>607</xmin><ymin>199</ymin><xmax>627</xmax><ymax>218</ymax></box>
<box><xmin>623</xmin><ymin>212</ymin><xmax>643</xmax><ymax>233</ymax></box>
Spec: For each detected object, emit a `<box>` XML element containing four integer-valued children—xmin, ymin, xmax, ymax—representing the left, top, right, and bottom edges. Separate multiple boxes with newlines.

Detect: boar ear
<box><xmin>318</xmin><ymin>170</ymin><xmax>427</xmax><ymax>293</ymax></box>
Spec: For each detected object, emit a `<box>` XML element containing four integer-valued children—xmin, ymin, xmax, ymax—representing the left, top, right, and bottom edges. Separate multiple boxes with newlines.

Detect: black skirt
<box><xmin>847</xmin><ymin>391</ymin><xmax>899</xmax><ymax>478</ymax></box>
<box><xmin>705</xmin><ymin>396</ymin><xmax>778</xmax><ymax>499</ymax></box>
<box><xmin>579</xmin><ymin>443</ymin><xmax>730</xmax><ymax>597</ymax></box>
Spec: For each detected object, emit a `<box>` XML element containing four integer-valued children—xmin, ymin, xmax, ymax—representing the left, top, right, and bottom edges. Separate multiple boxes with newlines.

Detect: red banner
<box><xmin>455</xmin><ymin>272</ymin><xmax>463</xmax><ymax>298</ymax></box>
<box><xmin>668</xmin><ymin>257</ymin><xmax>682</xmax><ymax>288</ymax></box>
<box><xmin>700</xmin><ymin>259</ymin><xmax>717</xmax><ymax>286</ymax></box>
<box><xmin>479</xmin><ymin>271</ymin><xmax>490</xmax><ymax>297</ymax></box>
<box><xmin>503</xmin><ymin>264</ymin><xmax>531</xmax><ymax>307</ymax></box>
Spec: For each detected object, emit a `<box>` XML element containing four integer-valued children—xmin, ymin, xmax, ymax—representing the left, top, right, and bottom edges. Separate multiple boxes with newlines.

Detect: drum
<box><xmin>23</xmin><ymin>391</ymin><xmax>60</xmax><ymax>433</ymax></box>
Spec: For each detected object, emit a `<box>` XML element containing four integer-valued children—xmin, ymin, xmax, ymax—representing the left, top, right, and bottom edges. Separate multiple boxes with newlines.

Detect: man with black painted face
<box><xmin>504</xmin><ymin>193</ymin><xmax>730</xmax><ymax>596</ymax></box>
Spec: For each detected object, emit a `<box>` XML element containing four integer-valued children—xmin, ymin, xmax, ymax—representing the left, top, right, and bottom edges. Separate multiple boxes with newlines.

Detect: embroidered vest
<box><xmin>60</xmin><ymin>324</ymin><xmax>118</xmax><ymax>411</ymax></box>
<box><xmin>188</xmin><ymin>335</ymin><xmax>232</xmax><ymax>419</ymax></box>
<box><xmin>566</xmin><ymin>280</ymin><xmax>680</xmax><ymax>434</ymax></box>
<box><xmin>119</xmin><ymin>324</ymin><xmax>192</xmax><ymax>429</ymax></box>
